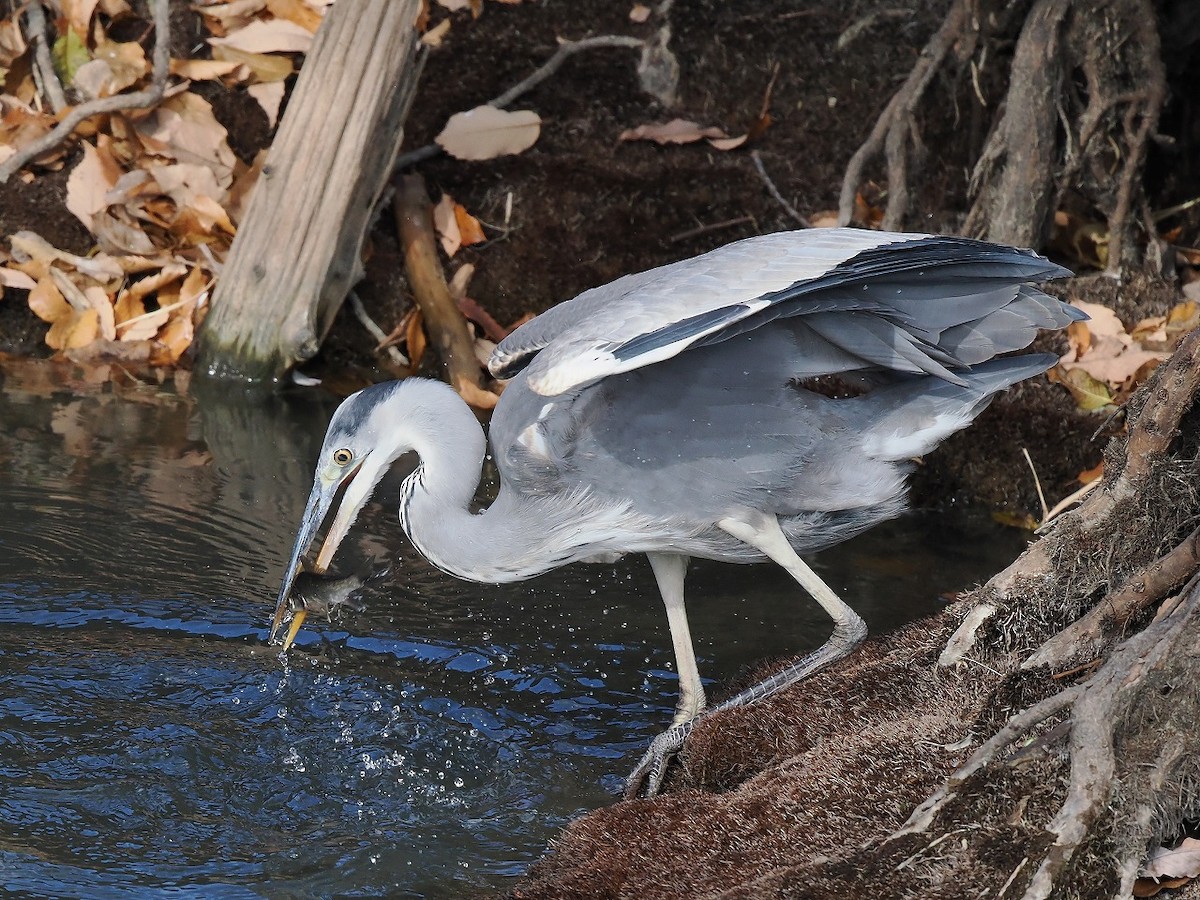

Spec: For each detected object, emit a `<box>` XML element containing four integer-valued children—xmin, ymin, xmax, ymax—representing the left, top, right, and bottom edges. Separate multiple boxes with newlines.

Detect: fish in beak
<box><xmin>269</xmin><ymin>452</ymin><xmax>374</xmax><ymax>648</ymax></box>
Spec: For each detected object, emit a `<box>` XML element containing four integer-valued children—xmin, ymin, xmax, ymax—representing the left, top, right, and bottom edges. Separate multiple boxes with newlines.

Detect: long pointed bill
<box><xmin>269</xmin><ymin>480</ymin><xmax>335</xmax><ymax>644</ymax></box>
<box><xmin>269</xmin><ymin>454</ymin><xmax>374</xmax><ymax>647</ymax></box>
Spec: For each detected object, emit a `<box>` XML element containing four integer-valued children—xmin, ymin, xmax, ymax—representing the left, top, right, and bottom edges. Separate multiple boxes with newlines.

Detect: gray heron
<box><xmin>270</xmin><ymin>228</ymin><xmax>1079</xmax><ymax>798</ymax></box>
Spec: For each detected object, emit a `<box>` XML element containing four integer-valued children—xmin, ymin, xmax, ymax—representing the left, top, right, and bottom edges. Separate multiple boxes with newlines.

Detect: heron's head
<box><xmin>269</xmin><ymin>382</ymin><xmax>408</xmax><ymax>649</ymax></box>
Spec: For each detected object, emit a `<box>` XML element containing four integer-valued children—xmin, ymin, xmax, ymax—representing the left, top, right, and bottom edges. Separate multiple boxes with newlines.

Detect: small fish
<box><xmin>277</xmin><ymin>564</ymin><xmax>389</xmax><ymax>651</ymax></box>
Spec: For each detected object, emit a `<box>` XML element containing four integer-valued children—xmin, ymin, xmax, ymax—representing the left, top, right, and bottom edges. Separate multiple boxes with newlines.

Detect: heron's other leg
<box><xmin>647</xmin><ymin>552</ymin><xmax>705</xmax><ymax>725</ymax></box>
<box><xmin>710</xmin><ymin>513</ymin><xmax>867</xmax><ymax>711</ymax></box>
<box><xmin>625</xmin><ymin>515</ymin><xmax>866</xmax><ymax>800</ymax></box>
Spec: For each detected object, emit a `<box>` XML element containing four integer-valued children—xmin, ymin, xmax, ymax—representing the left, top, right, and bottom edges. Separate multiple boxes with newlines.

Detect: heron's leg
<box><xmin>713</xmin><ymin>513</ymin><xmax>868</xmax><ymax>703</ymax></box>
<box><xmin>647</xmin><ymin>552</ymin><xmax>706</xmax><ymax>725</ymax></box>
<box><xmin>625</xmin><ymin>515</ymin><xmax>866</xmax><ymax>800</ymax></box>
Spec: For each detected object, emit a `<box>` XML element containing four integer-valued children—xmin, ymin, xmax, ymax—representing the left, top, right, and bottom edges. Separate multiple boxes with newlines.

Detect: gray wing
<box><xmin>488</xmin><ymin>228</ymin><xmax>1076</xmax><ymax>395</ymax></box>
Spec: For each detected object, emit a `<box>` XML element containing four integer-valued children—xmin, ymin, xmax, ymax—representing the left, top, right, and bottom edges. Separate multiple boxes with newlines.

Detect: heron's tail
<box><xmin>858</xmin><ymin>353</ymin><xmax>1057</xmax><ymax>462</ymax></box>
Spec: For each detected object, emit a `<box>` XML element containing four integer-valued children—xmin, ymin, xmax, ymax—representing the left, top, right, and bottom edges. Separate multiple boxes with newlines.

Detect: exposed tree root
<box><xmin>904</xmin><ymin>580</ymin><xmax>1200</xmax><ymax>898</ymax></box>
<box><xmin>837</xmin><ymin>0</ymin><xmax>978</xmax><ymax>230</ymax></box>
<box><xmin>393</xmin><ymin>174</ymin><xmax>497</xmax><ymax>409</ymax></box>
<box><xmin>841</xmin><ymin>0</ymin><xmax>1170</xmax><ymax>268</ymax></box>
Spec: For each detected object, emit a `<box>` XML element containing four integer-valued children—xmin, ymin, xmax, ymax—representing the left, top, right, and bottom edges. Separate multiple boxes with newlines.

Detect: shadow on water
<box><xmin>0</xmin><ymin>357</ymin><xmax>1031</xmax><ymax>897</ymax></box>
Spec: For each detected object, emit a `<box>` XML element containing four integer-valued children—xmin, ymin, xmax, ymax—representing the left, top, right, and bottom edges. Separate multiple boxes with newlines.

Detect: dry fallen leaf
<box><xmin>436</xmin><ymin>106</ymin><xmax>541</xmax><ymax>161</ymax></box>
<box><xmin>619</xmin><ymin>118</ymin><xmax>729</xmax><ymax>145</ymax></box>
<box><xmin>421</xmin><ymin>18</ymin><xmax>452</xmax><ymax>47</ymax></box>
<box><xmin>65</xmin><ymin>140</ymin><xmax>120</xmax><ymax>229</ymax></box>
<box><xmin>247</xmin><ymin>81</ymin><xmax>286</xmax><ymax>127</ymax></box>
<box><xmin>1048</xmin><ymin>364</ymin><xmax>1114</xmax><ymax>411</ymax></box>
<box><xmin>1141</xmin><ymin>838</ymin><xmax>1200</xmax><ymax>880</ymax></box>
<box><xmin>629</xmin><ymin>3</ymin><xmax>651</xmax><ymax>22</ymax></box>
<box><xmin>433</xmin><ymin>194</ymin><xmax>463</xmax><ymax>257</ymax></box>
<box><xmin>208</xmin><ymin>18</ymin><xmax>314</xmax><ymax>54</ymax></box>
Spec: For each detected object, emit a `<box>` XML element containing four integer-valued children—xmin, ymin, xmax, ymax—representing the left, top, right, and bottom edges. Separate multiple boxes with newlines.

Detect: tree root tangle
<box><xmin>840</xmin><ymin>0</ymin><xmax>1171</xmax><ymax>268</ymax></box>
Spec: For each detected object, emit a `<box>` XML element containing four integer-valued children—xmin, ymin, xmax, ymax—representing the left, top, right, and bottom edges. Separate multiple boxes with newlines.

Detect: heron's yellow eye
<box><xmin>332</xmin><ymin>448</ymin><xmax>354</xmax><ymax>466</ymax></box>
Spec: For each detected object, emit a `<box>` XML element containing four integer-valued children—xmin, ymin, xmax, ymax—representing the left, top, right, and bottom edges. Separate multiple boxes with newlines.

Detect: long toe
<box><xmin>623</xmin><ymin>720</ymin><xmax>693</xmax><ymax>799</ymax></box>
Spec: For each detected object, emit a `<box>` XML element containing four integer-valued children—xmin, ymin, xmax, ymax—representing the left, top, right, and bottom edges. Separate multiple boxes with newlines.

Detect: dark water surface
<box><xmin>0</xmin><ymin>358</ymin><xmax>1030</xmax><ymax>897</ymax></box>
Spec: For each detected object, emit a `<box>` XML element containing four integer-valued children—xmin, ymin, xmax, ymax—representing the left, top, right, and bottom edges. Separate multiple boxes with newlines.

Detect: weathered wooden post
<box><xmin>196</xmin><ymin>0</ymin><xmax>424</xmax><ymax>382</ymax></box>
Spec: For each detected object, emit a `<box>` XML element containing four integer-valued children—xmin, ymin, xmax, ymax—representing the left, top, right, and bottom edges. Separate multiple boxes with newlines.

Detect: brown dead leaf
<box><xmin>436</xmin><ymin>106</ymin><xmax>541</xmax><ymax>160</ymax></box>
<box><xmin>405</xmin><ymin>307</ymin><xmax>426</xmax><ymax>369</ymax></box>
<box><xmin>1141</xmin><ymin>838</ymin><xmax>1200</xmax><ymax>880</ymax></box>
<box><xmin>619</xmin><ymin>118</ymin><xmax>729</xmax><ymax>145</ymax></box>
<box><xmin>853</xmin><ymin>191</ymin><xmax>884</xmax><ymax>229</ymax></box>
<box><xmin>62</xmin><ymin>0</ymin><xmax>102</xmax><ymax>37</ymax></box>
<box><xmin>1077</xmin><ymin>461</ymin><xmax>1105</xmax><ymax>484</ymax></box>
<box><xmin>1071</xmin><ymin>347</ymin><xmax>1167</xmax><ymax>386</ymax></box>
<box><xmin>1073</xmin><ymin>301</ymin><xmax>1125</xmax><ymax>339</ymax></box>
<box><xmin>170</xmin><ymin>58</ymin><xmax>243</xmax><ymax>81</ymax></box>
<box><xmin>65</xmin><ymin>338</ymin><xmax>155</xmax><ymax>366</ymax></box>
<box><xmin>91</xmin><ymin>207</ymin><xmax>157</xmax><ymax>256</ymax></box>
<box><xmin>0</xmin><ymin>100</ymin><xmax>61</xmax><ymax>169</ymax></box>
<box><xmin>136</xmin><ymin>93</ymin><xmax>236</xmax><ymax>188</ymax></box>
<box><xmin>708</xmin><ymin>134</ymin><xmax>748</xmax><ymax>151</ymax></box>
<box><xmin>1130</xmin><ymin>314</ymin><xmax>1167</xmax><ymax>345</ymax></box>
<box><xmin>457</xmin><ymin>295</ymin><xmax>507</xmax><ymax>342</ymax></box>
<box><xmin>454</xmin><ymin>202</ymin><xmax>485</xmax><ymax>246</ymax></box>
<box><xmin>629</xmin><ymin>3</ymin><xmax>651</xmax><ymax>23</ymax></box>
<box><xmin>246</xmin><ymin>81</ymin><xmax>286</xmax><ymax>127</ymax></box>
<box><xmin>433</xmin><ymin>194</ymin><xmax>462</xmax><ymax>257</ymax></box>
<box><xmin>265</xmin><ymin>0</ymin><xmax>324</xmax><ymax>32</ymax></box>
<box><xmin>1133</xmin><ymin>875</ymin><xmax>1191</xmax><ymax>898</ymax></box>
<box><xmin>197</xmin><ymin>0</ymin><xmax>266</xmax><ymax>34</ymax></box>
<box><xmin>1065</xmin><ymin>318</ymin><xmax>1091</xmax><ymax>360</ymax></box>
<box><xmin>29</xmin><ymin>274</ymin><xmax>100</xmax><ymax>350</ymax></box>
<box><xmin>420</xmin><ymin>17</ymin><xmax>451</xmax><ymax>47</ymax></box>
<box><xmin>0</xmin><ymin>266</ymin><xmax>36</xmax><ymax>290</ymax></box>
<box><xmin>66</xmin><ymin>140</ymin><xmax>121</xmax><ymax>229</ymax></box>
<box><xmin>82</xmin><ymin>39</ymin><xmax>149</xmax><ymax>97</ymax></box>
<box><xmin>0</xmin><ymin>14</ymin><xmax>28</xmax><ymax>71</ymax></box>
<box><xmin>208</xmin><ymin>18</ymin><xmax>314</xmax><ymax>54</ymax></box>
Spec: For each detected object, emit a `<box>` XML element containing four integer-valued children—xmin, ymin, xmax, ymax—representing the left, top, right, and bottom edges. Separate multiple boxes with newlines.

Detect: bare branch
<box><xmin>25</xmin><ymin>1</ymin><xmax>67</xmax><ymax>114</ymax></box>
<box><xmin>750</xmin><ymin>151</ymin><xmax>808</xmax><ymax>228</ymax></box>
<box><xmin>0</xmin><ymin>0</ymin><xmax>171</xmax><ymax>184</ymax></box>
<box><xmin>394</xmin><ymin>35</ymin><xmax>644</xmax><ymax>171</ymax></box>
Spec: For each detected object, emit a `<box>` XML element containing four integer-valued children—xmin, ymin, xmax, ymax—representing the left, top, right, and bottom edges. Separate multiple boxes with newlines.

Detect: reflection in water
<box><xmin>0</xmin><ymin>357</ymin><xmax>1030</xmax><ymax>895</ymax></box>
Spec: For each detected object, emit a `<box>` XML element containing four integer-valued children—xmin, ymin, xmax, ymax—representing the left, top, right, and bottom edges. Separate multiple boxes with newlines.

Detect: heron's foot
<box><xmin>623</xmin><ymin>719</ymin><xmax>695</xmax><ymax>800</ymax></box>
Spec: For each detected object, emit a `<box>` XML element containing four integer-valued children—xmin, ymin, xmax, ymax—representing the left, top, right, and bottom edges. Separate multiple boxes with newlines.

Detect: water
<box><xmin>0</xmin><ymin>357</ymin><xmax>1030</xmax><ymax>897</ymax></box>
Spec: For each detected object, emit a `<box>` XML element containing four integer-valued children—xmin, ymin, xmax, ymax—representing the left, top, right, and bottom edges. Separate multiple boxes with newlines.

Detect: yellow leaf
<box><xmin>211</xmin><ymin>45</ymin><xmax>294</xmax><ymax>82</ymax></box>
<box><xmin>992</xmin><ymin>510</ymin><xmax>1039</xmax><ymax>531</ymax></box>
<box><xmin>1049</xmin><ymin>364</ymin><xmax>1114</xmax><ymax>411</ymax></box>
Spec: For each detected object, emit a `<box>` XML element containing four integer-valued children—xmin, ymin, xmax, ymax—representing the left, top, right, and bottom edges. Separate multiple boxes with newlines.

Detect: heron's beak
<box><xmin>269</xmin><ymin>454</ymin><xmax>371</xmax><ymax>646</ymax></box>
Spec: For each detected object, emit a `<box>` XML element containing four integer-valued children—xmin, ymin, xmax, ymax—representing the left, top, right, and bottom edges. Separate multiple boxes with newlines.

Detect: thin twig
<box><xmin>668</xmin><ymin>215</ymin><xmax>756</xmax><ymax>244</ymax></box>
<box><xmin>837</xmin><ymin>0</ymin><xmax>972</xmax><ymax>226</ymax></box>
<box><xmin>0</xmin><ymin>0</ymin><xmax>171</xmax><ymax>184</ymax></box>
<box><xmin>349</xmin><ymin>292</ymin><xmax>409</xmax><ymax>367</ymax></box>
<box><xmin>1022</xmin><ymin>447</ymin><xmax>1050</xmax><ymax>521</ymax></box>
<box><xmin>394</xmin><ymin>35</ymin><xmax>644</xmax><ymax>171</ymax></box>
<box><xmin>25</xmin><ymin>1</ymin><xmax>66</xmax><ymax>113</ymax></box>
<box><xmin>750</xmin><ymin>151</ymin><xmax>808</xmax><ymax>228</ymax></box>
